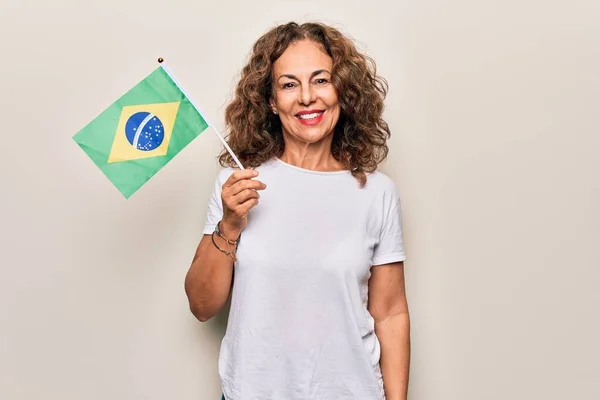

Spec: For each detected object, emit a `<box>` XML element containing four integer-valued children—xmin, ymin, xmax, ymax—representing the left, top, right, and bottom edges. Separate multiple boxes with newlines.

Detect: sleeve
<box><xmin>372</xmin><ymin>183</ymin><xmax>407</xmax><ymax>266</ymax></box>
<box><xmin>202</xmin><ymin>168</ymin><xmax>232</xmax><ymax>235</ymax></box>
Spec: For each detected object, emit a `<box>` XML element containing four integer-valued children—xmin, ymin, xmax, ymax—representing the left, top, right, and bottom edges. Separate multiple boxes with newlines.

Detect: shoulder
<box><xmin>215</xmin><ymin>166</ymin><xmax>236</xmax><ymax>185</ymax></box>
<box><xmin>364</xmin><ymin>170</ymin><xmax>399</xmax><ymax>197</ymax></box>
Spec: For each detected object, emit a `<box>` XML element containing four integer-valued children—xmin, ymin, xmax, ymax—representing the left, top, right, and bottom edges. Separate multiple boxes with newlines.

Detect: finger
<box><xmin>236</xmin><ymin>197</ymin><xmax>260</xmax><ymax>216</ymax></box>
<box><xmin>223</xmin><ymin>169</ymin><xmax>259</xmax><ymax>187</ymax></box>
<box><xmin>227</xmin><ymin>179</ymin><xmax>267</xmax><ymax>197</ymax></box>
<box><xmin>232</xmin><ymin>188</ymin><xmax>260</xmax><ymax>205</ymax></box>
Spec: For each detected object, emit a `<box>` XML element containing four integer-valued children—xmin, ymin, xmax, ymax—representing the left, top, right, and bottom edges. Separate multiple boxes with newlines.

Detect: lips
<box><xmin>295</xmin><ymin>109</ymin><xmax>325</xmax><ymax>125</ymax></box>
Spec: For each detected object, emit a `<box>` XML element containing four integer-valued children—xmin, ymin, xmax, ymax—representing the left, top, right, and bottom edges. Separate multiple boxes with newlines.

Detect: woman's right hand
<box><xmin>220</xmin><ymin>169</ymin><xmax>266</xmax><ymax>239</ymax></box>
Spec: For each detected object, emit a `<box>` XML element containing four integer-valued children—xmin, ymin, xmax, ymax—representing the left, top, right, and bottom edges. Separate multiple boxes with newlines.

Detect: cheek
<box><xmin>327</xmin><ymin>97</ymin><xmax>341</xmax><ymax>121</ymax></box>
<box><xmin>273</xmin><ymin>93</ymin><xmax>295</xmax><ymax>113</ymax></box>
<box><xmin>324</xmin><ymin>90</ymin><xmax>340</xmax><ymax>110</ymax></box>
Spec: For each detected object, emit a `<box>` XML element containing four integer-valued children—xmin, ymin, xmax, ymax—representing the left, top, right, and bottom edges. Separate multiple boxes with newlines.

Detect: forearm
<box><xmin>376</xmin><ymin>311</ymin><xmax>411</xmax><ymax>400</ymax></box>
<box><xmin>184</xmin><ymin>230</ymin><xmax>238</xmax><ymax>321</ymax></box>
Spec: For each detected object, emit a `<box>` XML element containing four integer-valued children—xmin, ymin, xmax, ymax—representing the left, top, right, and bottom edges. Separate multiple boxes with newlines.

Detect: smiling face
<box><xmin>270</xmin><ymin>40</ymin><xmax>341</xmax><ymax>147</ymax></box>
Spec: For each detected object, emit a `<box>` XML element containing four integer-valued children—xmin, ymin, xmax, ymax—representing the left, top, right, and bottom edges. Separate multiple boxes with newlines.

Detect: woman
<box><xmin>185</xmin><ymin>21</ymin><xmax>410</xmax><ymax>400</ymax></box>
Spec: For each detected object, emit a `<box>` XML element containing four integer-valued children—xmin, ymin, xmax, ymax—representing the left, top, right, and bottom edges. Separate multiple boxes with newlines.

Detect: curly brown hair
<box><xmin>220</xmin><ymin>21</ymin><xmax>391</xmax><ymax>186</ymax></box>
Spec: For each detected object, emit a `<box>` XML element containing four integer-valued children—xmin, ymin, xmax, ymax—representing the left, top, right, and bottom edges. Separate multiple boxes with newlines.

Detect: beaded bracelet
<box><xmin>211</xmin><ymin>221</ymin><xmax>240</xmax><ymax>262</ymax></box>
<box><xmin>215</xmin><ymin>221</ymin><xmax>240</xmax><ymax>245</ymax></box>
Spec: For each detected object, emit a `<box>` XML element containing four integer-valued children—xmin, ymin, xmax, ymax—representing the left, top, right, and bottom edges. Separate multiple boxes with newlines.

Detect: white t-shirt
<box><xmin>203</xmin><ymin>157</ymin><xmax>407</xmax><ymax>400</ymax></box>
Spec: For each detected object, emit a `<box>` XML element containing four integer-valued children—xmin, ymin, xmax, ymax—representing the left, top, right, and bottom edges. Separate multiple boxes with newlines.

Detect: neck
<box><xmin>279</xmin><ymin>142</ymin><xmax>346</xmax><ymax>172</ymax></box>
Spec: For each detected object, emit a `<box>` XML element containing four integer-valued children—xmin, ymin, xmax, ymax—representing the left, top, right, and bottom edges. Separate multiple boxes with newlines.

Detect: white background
<box><xmin>1</xmin><ymin>0</ymin><xmax>598</xmax><ymax>399</ymax></box>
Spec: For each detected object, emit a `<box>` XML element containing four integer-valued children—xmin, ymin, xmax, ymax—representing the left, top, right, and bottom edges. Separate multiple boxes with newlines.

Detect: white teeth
<box><xmin>298</xmin><ymin>112</ymin><xmax>322</xmax><ymax>120</ymax></box>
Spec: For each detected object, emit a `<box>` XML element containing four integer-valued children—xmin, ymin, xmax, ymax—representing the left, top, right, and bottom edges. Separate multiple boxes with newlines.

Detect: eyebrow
<box><xmin>277</xmin><ymin>69</ymin><xmax>331</xmax><ymax>82</ymax></box>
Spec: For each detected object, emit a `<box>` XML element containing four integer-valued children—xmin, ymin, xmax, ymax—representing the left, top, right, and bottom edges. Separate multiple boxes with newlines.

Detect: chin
<box><xmin>293</xmin><ymin>129</ymin><xmax>332</xmax><ymax>144</ymax></box>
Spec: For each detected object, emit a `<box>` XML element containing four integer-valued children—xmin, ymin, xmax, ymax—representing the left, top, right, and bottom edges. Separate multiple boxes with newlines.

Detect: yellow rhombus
<box><xmin>108</xmin><ymin>101</ymin><xmax>181</xmax><ymax>163</ymax></box>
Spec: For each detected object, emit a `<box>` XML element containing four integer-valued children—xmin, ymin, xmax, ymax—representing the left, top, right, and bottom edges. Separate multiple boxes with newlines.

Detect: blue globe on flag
<box><xmin>125</xmin><ymin>111</ymin><xmax>165</xmax><ymax>151</ymax></box>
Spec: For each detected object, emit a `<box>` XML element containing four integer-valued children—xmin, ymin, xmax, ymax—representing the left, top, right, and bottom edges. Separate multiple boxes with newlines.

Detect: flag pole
<box><xmin>157</xmin><ymin>58</ymin><xmax>245</xmax><ymax>170</ymax></box>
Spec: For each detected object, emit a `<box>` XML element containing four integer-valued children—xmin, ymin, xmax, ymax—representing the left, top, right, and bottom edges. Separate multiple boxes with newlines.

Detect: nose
<box><xmin>299</xmin><ymin>83</ymin><xmax>316</xmax><ymax>106</ymax></box>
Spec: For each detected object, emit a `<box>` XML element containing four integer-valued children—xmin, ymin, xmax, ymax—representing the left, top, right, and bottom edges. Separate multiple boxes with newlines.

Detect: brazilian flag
<box><xmin>73</xmin><ymin>65</ymin><xmax>209</xmax><ymax>198</ymax></box>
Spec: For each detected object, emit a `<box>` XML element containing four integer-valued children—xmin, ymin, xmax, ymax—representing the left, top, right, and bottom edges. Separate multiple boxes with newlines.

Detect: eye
<box><xmin>314</xmin><ymin>78</ymin><xmax>329</xmax><ymax>85</ymax></box>
<box><xmin>282</xmin><ymin>82</ymin><xmax>297</xmax><ymax>89</ymax></box>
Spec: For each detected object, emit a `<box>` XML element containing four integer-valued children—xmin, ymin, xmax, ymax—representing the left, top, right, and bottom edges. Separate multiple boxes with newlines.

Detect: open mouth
<box><xmin>297</xmin><ymin>111</ymin><xmax>324</xmax><ymax>120</ymax></box>
<box><xmin>295</xmin><ymin>110</ymin><xmax>325</xmax><ymax>125</ymax></box>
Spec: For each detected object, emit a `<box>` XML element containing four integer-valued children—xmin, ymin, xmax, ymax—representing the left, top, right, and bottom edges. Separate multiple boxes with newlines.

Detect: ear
<box><xmin>269</xmin><ymin>97</ymin><xmax>278</xmax><ymax>115</ymax></box>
